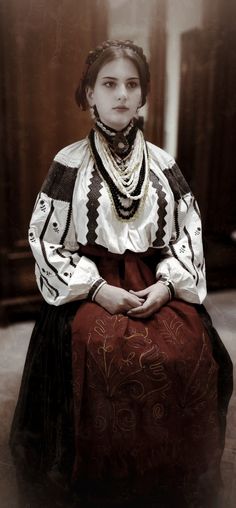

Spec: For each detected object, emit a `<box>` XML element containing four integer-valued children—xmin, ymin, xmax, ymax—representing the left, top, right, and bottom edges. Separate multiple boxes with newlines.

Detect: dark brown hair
<box><xmin>75</xmin><ymin>40</ymin><xmax>150</xmax><ymax>111</ymax></box>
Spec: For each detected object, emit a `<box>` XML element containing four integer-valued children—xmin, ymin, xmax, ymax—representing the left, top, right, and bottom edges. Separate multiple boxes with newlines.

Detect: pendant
<box><xmin>112</xmin><ymin>132</ymin><xmax>129</xmax><ymax>155</ymax></box>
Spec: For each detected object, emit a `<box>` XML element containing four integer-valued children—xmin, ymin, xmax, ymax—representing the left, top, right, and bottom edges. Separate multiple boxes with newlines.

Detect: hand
<box><xmin>94</xmin><ymin>284</ymin><xmax>145</xmax><ymax>315</ymax></box>
<box><xmin>127</xmin><ymin>282</ymin><xmax>170</xmax><ymax>318</ymax></box>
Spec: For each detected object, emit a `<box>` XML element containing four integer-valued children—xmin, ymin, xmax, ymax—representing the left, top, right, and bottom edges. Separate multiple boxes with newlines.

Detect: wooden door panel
<box><xmin>0</xmin><ymin>0</ymin><xmax>107</xmax><ymax>321</ymax></box>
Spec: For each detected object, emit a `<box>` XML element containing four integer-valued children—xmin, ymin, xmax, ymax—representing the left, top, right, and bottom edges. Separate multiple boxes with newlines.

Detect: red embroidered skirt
<box><xmin>70</xmin><ymin>247</ymin><xmax>223</xmax><ymax>507</ymax></box>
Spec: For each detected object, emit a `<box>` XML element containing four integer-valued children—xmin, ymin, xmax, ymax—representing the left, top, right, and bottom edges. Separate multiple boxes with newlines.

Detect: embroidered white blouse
<box><xmin>28</xmin><ymin>136</ymin><xmax>206</xmax><ymax>306</ymax></box>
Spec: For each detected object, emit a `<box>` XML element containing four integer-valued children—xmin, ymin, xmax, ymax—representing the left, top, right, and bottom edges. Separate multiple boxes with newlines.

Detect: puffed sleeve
<box><xmin>156</xmin><ymin>162</ymin><xmax>207</xmax><ymax>304</ymax></box>
<box><xmin>28</xmin><ymin>156</ymin><xmax>104</xmax><ymax>306</ymax></box>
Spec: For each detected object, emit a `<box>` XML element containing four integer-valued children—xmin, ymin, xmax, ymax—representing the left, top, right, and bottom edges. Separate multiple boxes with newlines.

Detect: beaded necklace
<box><xmin>88</xmin><ymin>127</ymin><xmax>149</xmax><ymax>220</ymax></box>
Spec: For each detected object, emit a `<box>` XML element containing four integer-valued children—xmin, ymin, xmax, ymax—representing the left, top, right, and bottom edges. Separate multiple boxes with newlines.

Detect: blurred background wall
<box><xmin>0</xmin><ymin>0</ymin><xmax>236</xmax><ymax>322</ymax></box>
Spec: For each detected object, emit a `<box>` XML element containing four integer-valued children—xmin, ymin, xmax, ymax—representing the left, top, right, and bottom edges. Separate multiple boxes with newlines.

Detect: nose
<box><xmin>117</xmin><ymin>84</ymin><xmax>127</xmax><ymax>102</ymax></box>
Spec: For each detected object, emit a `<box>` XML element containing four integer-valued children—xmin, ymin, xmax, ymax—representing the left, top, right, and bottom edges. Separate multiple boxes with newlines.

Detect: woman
<box><xmin>10</xmin><ymin>40</ymin><xmax>233</xmax><ymax>508</ymax></box>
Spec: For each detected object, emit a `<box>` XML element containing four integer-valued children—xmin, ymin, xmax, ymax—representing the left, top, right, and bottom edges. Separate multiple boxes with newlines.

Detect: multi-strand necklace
<box><xmin>88</xmin><ymin>122</ymin><xmax>149</xmax><ymax>220</ymax></box>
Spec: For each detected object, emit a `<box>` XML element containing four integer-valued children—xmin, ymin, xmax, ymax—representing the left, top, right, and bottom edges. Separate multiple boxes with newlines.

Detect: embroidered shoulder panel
<box><xmin>146</xmin><ymin>142</ymin><xmax>190</xmax><ymax>200</ymax></box>
<box><xmin>41</xmin><ymin>161</ymin><xmax>78</xmax><ymax>203</ymax></box>
<box><xmin>163</xmin><ymin>163</ymin><xmax>191</xmax><ymax>201</ymax></box>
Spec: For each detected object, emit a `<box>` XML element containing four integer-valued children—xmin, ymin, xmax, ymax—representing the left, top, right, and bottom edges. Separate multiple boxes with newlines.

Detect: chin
<box><xmin>109</xmin><ymin>116</ymin><xmax>132</xmax><ymax>131</ymax></box>
<box><xmin>112</xmin><ymin>123</ymin><xmax>128</xmax><ymax>131</ymax></box>
<box><xmin>99</xmin><ymin>111</ymin><xmax>133</xmax><ymax>131</ymax></box>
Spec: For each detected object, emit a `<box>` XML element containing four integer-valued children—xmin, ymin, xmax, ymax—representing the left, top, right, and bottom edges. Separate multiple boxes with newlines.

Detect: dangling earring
<box><xmin>89</xmin><ymin>105</ymin><xmax>97</xmax><ymax>120</ymax></box>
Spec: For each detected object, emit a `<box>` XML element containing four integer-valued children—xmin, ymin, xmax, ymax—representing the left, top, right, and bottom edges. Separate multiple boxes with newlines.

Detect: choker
<box><xmin>95</xmin><ymin>119</ymin><xmax>138</xmax><ymax>157</ymax></box>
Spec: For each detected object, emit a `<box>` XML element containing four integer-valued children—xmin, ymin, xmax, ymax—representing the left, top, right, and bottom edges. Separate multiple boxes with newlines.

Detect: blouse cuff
<box><xmin>88</xmin><ymin>278</ymin><xmax>107</xmax><ymax>301</ymax></box>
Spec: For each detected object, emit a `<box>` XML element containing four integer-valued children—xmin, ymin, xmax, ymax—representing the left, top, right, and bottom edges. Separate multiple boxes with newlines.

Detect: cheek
<box><xmin>132</xmin><ymin>92</ymin><xmax>142</xmax><ymax>108</ymax></box>
<box><xmin>94</xmin><ymin>89</ymin><xmax>111</xmax><ymax>108</ymax></box>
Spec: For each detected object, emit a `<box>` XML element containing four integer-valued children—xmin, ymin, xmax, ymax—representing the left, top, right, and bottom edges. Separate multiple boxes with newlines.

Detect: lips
<box><xmin>113</xmin><ymin>106</ymin><xmax>129</xmax><ymax>111</ymax></box>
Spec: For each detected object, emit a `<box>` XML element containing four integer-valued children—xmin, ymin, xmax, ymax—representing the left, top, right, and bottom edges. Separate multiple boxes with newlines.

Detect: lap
<box><xmin>71</xmin><ymin>299</ymin><xmax>217</xmax><ymax>378</ymax></box>
<box><xmin>71</xmin><ymin>299</ymin><xmax>220</xmax><ymax>476</ymax></box>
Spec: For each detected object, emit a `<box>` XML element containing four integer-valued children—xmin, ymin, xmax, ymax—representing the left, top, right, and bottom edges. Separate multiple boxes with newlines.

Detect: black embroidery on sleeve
<box><xmin>41</xmin><ymin>162</ymin><xmax>78</xmax><ymax>202</ymax></box>
<box><xmin>36</xmin><ymin>262</ymin><xmax>59</xmax><ymax>299</ymax></box>
<box><xmin>163</xmin><ymin>163</ymin><xmax>190</xmax><ymax>201</ymax></box>
<box><xmin>39</xmin><ymin>201</ymin><xmax>68</xmax><ymax>286</ymax></box>
<box><xmin>55</xmin><ymin>249</ymin><xmax>77</xmax><ymax>269</ymax></box>
<box><xmin>60</xmin><ymin>200</ymin><xmax>73</xmax><ymax>245</ymax></box>
<box><xmin>193</xmin><ymin>197</ymin><xmax>201</xmax><ymax>218</ymax></box>
<box><xmin>183</xmin><ymin>226</ymin><xmax>199</xmax><ymax>285</ymax></box>
<box><xmin>169</xmin><ymin>244</ymin><xmax>195</xmax><ymax>278</ymax></box>
<box><xmin>174</xmin><ymin>205</ymin><xmax>180</xmax><ymax>240</ymax></box>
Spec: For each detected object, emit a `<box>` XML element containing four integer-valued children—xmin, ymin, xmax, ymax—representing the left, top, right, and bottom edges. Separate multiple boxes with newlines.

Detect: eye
<box><xmin>103</xmin><ymin>81</ymin><xmax>116</xmax><ymax>88</ymax></box>
<box><xmin>127</xmin><ymin>81</ymin><xmax>139</xmax><ymax>89</ymax></box>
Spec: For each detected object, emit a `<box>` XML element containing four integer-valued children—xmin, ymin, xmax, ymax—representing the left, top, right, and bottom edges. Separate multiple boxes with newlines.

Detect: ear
<box><xmin>86</xmin><ymin>87</ymin><xmax>95</xmax><ymax>106</ymax></box>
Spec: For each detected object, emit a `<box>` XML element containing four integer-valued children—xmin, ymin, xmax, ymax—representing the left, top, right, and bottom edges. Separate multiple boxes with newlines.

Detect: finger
<box><xmin>128</xmin><ymin>297</ymin><xmax>163</xmax><ymax>316</ymax></box>
<box><xmin>130</xmin><ymin>294</ymin><xmax>145</xmax><ymax>302</ymax></box>
<box><xmin>127</xmin><ymin>298</ymin><xmax>143</xmax><ymax>308</ymax></box>
<box><xmin>127</xmin><ymin>294</ymin><xmax>146</xmax><ymax>306</ymax></box>
<box><xmin>127</xmin><ymin>307</ymin><xmax>153</xmax><ymax>318</ymax></box>
<box><xmin>128</xmin><ymin>298</ymin><xmax>161</xmax><ymax>315</ymax></box>
<box><xmin>127</xmin><ymin>303</ymin><xmax>154</xmax><ymax>316</ymax></box>
<box><xmin>128</xmin><ymin>308</ymin><xmax>155</xmax><ymax>319</ymax></box>
<box><xmin>127</xmin><ymin>304</ymin><xmax>144</xmax><ymax>313</ymax></box>
<box><xmin>129</xmin><ymin>288</ymin><xmax>149</xmax><ymax>297</ymax></box>
<box><xmin>135</xmin><ymin>293</ymin><xmax>155</xmax><ymax>310</ymax></box>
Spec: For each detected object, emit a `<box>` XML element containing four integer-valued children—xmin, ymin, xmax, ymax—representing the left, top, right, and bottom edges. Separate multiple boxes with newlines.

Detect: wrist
<box><xmin>93</xmin><ymin>280</ymin><xmax>108</xmax><ymax>301</ymax></box>
<box><xmin>157</xmin><ymin>277</ymin><xmax>175</xmax><ymax>301</ymax></box>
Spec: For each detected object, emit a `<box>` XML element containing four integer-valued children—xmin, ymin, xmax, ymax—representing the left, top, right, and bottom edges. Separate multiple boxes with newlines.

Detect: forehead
<box><xmin>97</xmin><ymin>57</ymin><xmax>139</xmax><ymax>79</ymax></box>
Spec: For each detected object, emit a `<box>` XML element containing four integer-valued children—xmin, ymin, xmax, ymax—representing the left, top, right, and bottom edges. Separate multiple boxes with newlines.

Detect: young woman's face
<box><xmin>86</xmin><ymin>57</ymin><xmax>142</xmax><ymax>131</ymax></box>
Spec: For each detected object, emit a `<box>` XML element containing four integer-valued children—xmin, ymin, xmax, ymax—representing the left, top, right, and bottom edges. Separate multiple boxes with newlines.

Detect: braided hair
<box><xmin>75</xmin><ymin>40</ymin><xmax>150</xmax><ymax>111</ymax></box>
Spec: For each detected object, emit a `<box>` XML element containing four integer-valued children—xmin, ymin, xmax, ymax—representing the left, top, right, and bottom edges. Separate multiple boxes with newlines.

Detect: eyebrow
<box><xmin>100</xmin><ymin>76</ymin><xmax>140</xmax><ymax>80</ymax></box>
